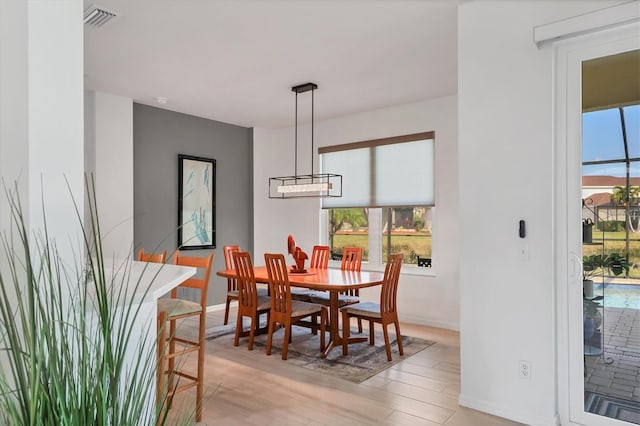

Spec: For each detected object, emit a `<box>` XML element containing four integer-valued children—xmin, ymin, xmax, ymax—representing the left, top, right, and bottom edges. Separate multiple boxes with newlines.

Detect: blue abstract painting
<box><xmin>178</xmin><ymin>155</ymin><xmax>215</xmax><ymax>249</ymax></box>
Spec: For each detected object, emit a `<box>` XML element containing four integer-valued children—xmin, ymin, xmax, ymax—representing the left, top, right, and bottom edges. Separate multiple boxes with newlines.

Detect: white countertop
<box><xmin>90</xmin><ymin>259</ymin><xmax>196</xmax><ymax>304</ymax></box>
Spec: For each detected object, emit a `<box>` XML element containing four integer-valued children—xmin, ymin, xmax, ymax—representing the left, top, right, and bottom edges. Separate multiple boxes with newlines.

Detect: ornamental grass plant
<box><xmin>0</xmin><ymin>179</ymin><xmax>189</xmax><ymax>425</ymax></box>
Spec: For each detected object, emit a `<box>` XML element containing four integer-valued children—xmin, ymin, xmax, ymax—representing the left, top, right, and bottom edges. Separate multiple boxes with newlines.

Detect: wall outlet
<box><xmin>519</xmin><ymin>360</ymin><xmax>531</xmax><ymax>380</ymax></box>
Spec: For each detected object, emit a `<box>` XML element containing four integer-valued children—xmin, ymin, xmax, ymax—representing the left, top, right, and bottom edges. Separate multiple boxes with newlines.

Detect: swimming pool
<box><xmin>594</xmin><ymin>284</ymin><xmax>640</xmax><ymax>309</ymax></box>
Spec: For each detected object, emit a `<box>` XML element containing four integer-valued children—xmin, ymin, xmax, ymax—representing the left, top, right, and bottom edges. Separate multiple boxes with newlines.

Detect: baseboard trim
<box><xmin>399</xmin><ymin>313</ymin><xmax>459</xmax><ymax>331</ymax></box>
<box><xmin>206</xmin><ymin>303</ymin><xmax>226</xmax><ymax>313</ymax></box>
<box><xmin>208</xmin><ymin>303</ymin><xmax>459</xmax><ymax>330</ymax></box>
<box><xmin>458</xmin><ymin>393</ymin><xmax>559</xmax><ymax>426</ymax></box>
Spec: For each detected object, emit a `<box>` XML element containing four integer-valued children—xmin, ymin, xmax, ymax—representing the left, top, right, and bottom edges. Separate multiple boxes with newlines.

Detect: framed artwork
<box><xmin>178</xmin><ymin>154</ymin><xmax>216</xmax><ymax>249</ymax></box>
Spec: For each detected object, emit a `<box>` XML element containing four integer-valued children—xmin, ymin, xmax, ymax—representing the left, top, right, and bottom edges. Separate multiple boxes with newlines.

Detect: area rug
<box><xmin>206</xmin><ymin>322</ymin><xmax>436</xmax><ymax>383</ymax></box>
<box><xmin>585</xmin><ymin>391</ymin><xmax>640</xmax><ymax>424</ymax></box>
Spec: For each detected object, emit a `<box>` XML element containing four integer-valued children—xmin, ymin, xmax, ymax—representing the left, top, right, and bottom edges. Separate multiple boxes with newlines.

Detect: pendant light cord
<box><xmin>311</xmin><ymin>87</ymin><xmax>314</xmax><ymax>181</ymax></box>
<box><xmin>294</xmin><ymin>90</ymin><xmax>298</xmax><ymax>179</ymax></box>
<box><xmin>291</xmin><ymin>83</ymin><xmax>317</xmax><ymax>182</ymax></box>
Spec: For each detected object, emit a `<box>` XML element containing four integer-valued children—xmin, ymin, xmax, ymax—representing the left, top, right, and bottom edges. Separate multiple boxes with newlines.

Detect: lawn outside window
<box><xmin>326</xmin><ymin>207</ymin><xmax>434</xmax><ymax>271</ymax></box>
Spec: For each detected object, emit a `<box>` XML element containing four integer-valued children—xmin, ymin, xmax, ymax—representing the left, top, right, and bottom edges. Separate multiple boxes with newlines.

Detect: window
<box><xmin>321</xmin><ymin>133</ymin><xmax>435</xmax><ymax>269</ymax></box>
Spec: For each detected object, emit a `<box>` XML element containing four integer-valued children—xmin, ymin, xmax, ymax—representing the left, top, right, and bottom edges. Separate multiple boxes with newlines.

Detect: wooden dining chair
<box><xmin>290</xmin><ymin>245</ymin><xmax>330</xmax><ymax>303</ymax></box>
<box><xmin>137</xmin><ymin>247</ymin><xmax>167</xmax><ymax>263</ymax></box>
<box><xmin>310</xmin><ymin>246</ymin><xmax>364</xmax><ymax>331</ymax></box>
<box><xmin>233</xmin><ymin>251</ymin><xmax>271</xmax><ymax>350</ymax></box>
<box><xmin>341</xmin><ymin>246</ymin><xmax>363</xmax><ymax>272</ymax></box>
<box><xmin>291</xmin><ymin>245</ymin><xmax>330</xmax><ymax>332</ymax></box>
<box><xmin>341</xmin><ymin>253</ymin><xmax>403</xmax><ymax>361</ymax></box>
<box><xmin>157</xmin><ymin>251</ymin><xmax>214</xmax><ymax>422</ymax></box>
<box><xmin>264</xmin><ymin>253</ymin><xmax>328</xmax><ymax>360</ymax></box>
<box><xmin>223</xmin><ymin>246</ymin><xmax>241</xmax><ymax>325</ymax></box>
<box><xmin>224</xmin><ymin>245</ymin><xmax>269</xmax><ymax>325</ymax></box>
<box><xmin>310</xmin><ymin>245</ymin><xmax>330</xmax><ymax>268</ymax></box>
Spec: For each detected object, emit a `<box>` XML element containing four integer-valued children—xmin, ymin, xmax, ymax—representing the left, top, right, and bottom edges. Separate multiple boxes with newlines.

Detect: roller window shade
<box><xmin>320</xmin><ymin>132</ymin><xmax>434</xmax><ymax>209</ymax></box>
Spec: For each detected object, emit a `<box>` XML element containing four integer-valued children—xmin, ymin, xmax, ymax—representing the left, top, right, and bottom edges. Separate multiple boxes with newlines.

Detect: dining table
<box><xmin>216</xmin><ymin>266</ymin><xmax>385</xmax><ymax>358</ymax></box>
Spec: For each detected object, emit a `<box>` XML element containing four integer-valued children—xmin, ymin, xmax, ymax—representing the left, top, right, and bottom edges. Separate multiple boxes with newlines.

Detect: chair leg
<box><xmin>369</xmin><ymin>320</ymin><xmax>375</xmax><ymax>345</ymax></box>
<box><xmin>234</xmin><ymin>313</ymin><xmax>242</xmax><ymax>347</ymax></box>
<box><xmin>342</xmin><ymin>311</ymin><xmax>350</xmax><ymax>356</ymax></box>
<box><xmin>266</xmin><ymin>317</ymin><xmax>275</xmax><ymax>356</ymax></box>
<box><xmin>224</xmin><ymin>296</ymin><xmax>232</xmax><ymax>325</ymax></box>
<box><xmin>156</xmin><ymin>311</ymin><xmax>167</xmax><ymax>410</ymax></box>
<box><xmin>357</xmin><ymin>318</ymin><xmax>363</xmax><ymax>333</ymax></box>
<box><xmin>282</xmin><ymin>323</ymin><xmax>291</xmax><ymax>360</ymax></box>
<box><xmin>195</xmin><ymin>312</ymin><xmax>205</xmax><ymax>422</ymax></box>
<box><xmin>319</xmin><ymin>310</ymin><xmax>327</xmax><ymax>351</ymax></box>
<box><xmin>248</xmin><ymin>316</ymin><xmax>256</xmax><ymax>350</ymax></box>
<box><xmin>382</xmin><ymin>324</ymin><xmax>392</xmax><ymax>361</ymax></box>
<box><xmin>168</xmin><ymin>318</ymin><xmax>177</xmax><ymax>388</ymax></box>
<box><xmin>394</xmin><ymin>320</ymin><xmax>404</xmax><ymax>356</ymax></box>
<box><xmin>311</xmin><ymin>314</ymin><xmax>318</xmax><ymax>335</ymax></box>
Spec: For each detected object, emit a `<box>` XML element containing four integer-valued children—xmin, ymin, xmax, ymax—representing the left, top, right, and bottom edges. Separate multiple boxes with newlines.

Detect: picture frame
<box><xmin>178</xmin><ymin>154</ymin><xmax>216</xmax><ymax>249</ymax></box>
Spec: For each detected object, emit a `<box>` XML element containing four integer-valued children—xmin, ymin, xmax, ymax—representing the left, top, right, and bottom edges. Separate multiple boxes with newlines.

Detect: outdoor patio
<box><xmin>584</xmin><ymin>305</ymin><xmax>640</xmax><ymax>423</ymax></box>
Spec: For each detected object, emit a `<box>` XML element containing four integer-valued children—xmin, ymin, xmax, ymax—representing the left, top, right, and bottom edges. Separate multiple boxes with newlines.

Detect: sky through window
<box><xmin>583</xmin><ymin>105</ymin><xmax>640</xmax><ymax>177</ymax></box>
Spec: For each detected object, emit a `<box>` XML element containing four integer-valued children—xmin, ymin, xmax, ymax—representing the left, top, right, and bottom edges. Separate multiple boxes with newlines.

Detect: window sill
<box><xmin>399</xmin><ymin>265</ymin><xmax>436</xmax><ymax>277</ymax></box>
<box><xmin>328</xmin><ymin>262</ymin><xmax>435</xmax><ymax>277</ymax></box>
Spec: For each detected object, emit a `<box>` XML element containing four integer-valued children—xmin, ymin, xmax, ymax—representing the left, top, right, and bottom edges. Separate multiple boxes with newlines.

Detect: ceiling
<box><xmin>83</xmin><ymin>0</ymin><xmax>459</xmax><ymax>128</ymax></box>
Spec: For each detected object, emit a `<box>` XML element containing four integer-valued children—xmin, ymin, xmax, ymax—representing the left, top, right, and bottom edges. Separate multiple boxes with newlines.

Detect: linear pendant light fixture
<box><xmin>269</xmin><ymin>83</ymin><xmax>342</xmax><ymax>199</ymax></box>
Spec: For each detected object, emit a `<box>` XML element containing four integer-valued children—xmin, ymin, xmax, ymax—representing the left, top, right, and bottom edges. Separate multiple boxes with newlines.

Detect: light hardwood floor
<box><xmin>168</xmin><ymin>308</ymin><xmax>523</xmax><ymax>425</ymax></box>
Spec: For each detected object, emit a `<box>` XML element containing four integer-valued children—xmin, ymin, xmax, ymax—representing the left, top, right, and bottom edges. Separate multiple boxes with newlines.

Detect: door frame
<box><xmin>552</xmin><ymin>14</ymin><xmax>639</xmax><ymax>426</ymax></box>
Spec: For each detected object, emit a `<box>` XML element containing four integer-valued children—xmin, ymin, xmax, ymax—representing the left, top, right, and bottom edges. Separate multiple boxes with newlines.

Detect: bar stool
<box><xmin>138</xmin><ymin>248</ymin><xmax>167</xmax><ymax>263</ymax></box>
<box><xmin>157</xmin><ymin>251</ymin><xmax>213</xmax><ymax>422</ymax></box>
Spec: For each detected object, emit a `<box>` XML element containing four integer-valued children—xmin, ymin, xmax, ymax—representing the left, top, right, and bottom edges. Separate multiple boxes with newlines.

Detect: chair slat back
<box><xmin>138</xmin><ymin>248</ymin><xmax>167</xmax><ymax>263</ymax></box>
<box><xmin>380</xmin><ymin>253</ymin><xmax>403</xmax><ymax>317</ymax></box>
<box><xmin>340</xmin><ymin>247</ymin><xmax>363</xmax><ymax>296</ymax></box>
<box><xmin>233</xmin><ymin>252</ymin><xmax>259</xmax><ymax>310</ymax></box>
<box><xmin>264</xmin><ymin>253</ymin><xmax>292</xmax><ymax>316</ymax></box>
<box><xmin>341</xmin><ymin>247</ymin><xmax>362</xmax><ymax>272</ymax></box>
<box><xmin>309</xmin><ymin>245</ymin><xmax>330</xmax><ymax>269</ymax></box>
<box><xmin>172</xmin><ymin>252</ymin><xmax>214</xmax><ymax>306</ymax></box>
<box><xmin>223</xmin><ymin>245</ymin><xmax>241</xmax><ymax>292</ymax></box>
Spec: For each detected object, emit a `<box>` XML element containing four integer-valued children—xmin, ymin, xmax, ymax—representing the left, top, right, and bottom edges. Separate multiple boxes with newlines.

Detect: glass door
<box><xmin>582</xmin><ymin>99</ymin><xmax>640</xmax><ymax>425</ymax></box>
<box><xmin>560</xmin><ymin>26</ymin><xmax>640</xmax><ymax>426</ymax></box>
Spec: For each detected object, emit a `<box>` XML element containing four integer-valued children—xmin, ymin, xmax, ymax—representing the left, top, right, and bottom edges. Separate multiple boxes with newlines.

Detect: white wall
<box><xmin>0</xmin><ymin>0</ymin><xmax>84</xmax><ymax>252</ymax></box>
<box><xmin>27</xmin><ymin>1</ymin><xmax>84</xmax><ymax>244</ymax></box>
<box><xmin>457</xmin><ymin>1</ymin><xmax>624</xmax><ymax>425</ymax></box>
<box><xmin>84</xmin><ymin>91</ymin><xmax>134</xmax><ymax>260</ymax></box>
<box><xmin>0</xmin><ymin>0</ymin><xmax>84</xmax><ymax>384</ymax></box>
<box><xmin>254</xmin><ymin>95</ymin><xmax>459</xmax><ymax>329</ymax></box>
<box><xmin>0</xmin><ymin>0</ymin><xmax>29</xmax><ymax>222</ymax></box>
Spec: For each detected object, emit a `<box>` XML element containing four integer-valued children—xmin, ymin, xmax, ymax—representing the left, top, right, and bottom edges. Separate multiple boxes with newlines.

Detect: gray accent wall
<box><xmin>133</xmin><ymin>103</ymin><xmax>253</xmax><ymax>306</ymax></box>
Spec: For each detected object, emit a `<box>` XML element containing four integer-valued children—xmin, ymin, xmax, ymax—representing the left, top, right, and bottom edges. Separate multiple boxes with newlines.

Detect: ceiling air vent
<box><xmin>83</xmin><ymin>5</ymin><xmax>117</xmax><ymax>28</ymax></box>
